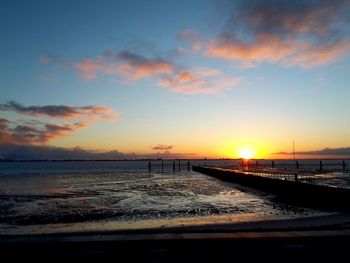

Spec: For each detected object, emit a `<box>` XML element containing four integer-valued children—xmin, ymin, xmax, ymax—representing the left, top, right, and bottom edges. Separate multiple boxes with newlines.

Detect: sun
<box><xmin>237</xmin><ymin>146</ymin><xmax>256</xmax><ymax>159</ymax></box>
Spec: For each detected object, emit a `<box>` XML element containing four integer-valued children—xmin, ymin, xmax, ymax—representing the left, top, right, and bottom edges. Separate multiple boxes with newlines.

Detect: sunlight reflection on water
<box><xmin>0</xmin><ymin>162</ymin><xmax>328</xmax><ymax>235</ymax></box>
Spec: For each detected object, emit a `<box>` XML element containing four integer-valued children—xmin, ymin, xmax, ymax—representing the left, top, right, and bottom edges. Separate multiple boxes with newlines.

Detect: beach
<box><xmin>2</xmin><ymin>213</ymin><xmax>350</xmax><ymax>263</ymax></box>
<box><xmin>1</xmin><ymin>160</ymin><xmax>350</xmax><ymax>262</ymax></box>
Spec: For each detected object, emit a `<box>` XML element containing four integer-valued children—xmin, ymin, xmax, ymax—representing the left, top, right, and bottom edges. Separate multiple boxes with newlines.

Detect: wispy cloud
<box><xmin>0</xmin><ymin>117</ymin><xmax>84</xmax><ymax>144</ymax></box>
<box><xmin>178</xmin><ymin>28</ymin><xmax>202</xmax><ymax>51</ymax></box>
<box><xmin>43</xmin><ymin>50</ymin><xmax>240</xmax><ymax>95</ymax></box>
<box><xmin>0</xmin><ymin>143</ymin><xmax>199</xmax><ymax>160</ymax></box>
<box><xmin>186</xmin><ymin>0</ymin><xmax>350</xmax><ymax>68</ymax></box>
<box><xmin>38</xmin><ymin>54</ymin><xmax>70</xmax><ymax>67</ymax></box>
<box><xmin>0</xmin><ymin>102</ymin><xmax>119</xmax><ymax>145</ymax></box>
<box><xmin>39</xmin><ymin>55</ymin><xmax>49</xmax><ymax>63</ymax></box>
<box><xmin>0</xmin><ymin>101</ymin><xmax>117</xmax><ymax>121</ymax></box>
<box><xmin>159</xmin><ymin>68</ymin><xmax>239</xmax><ymax>95</ymax></box>
<box><xmin>152</xmin><ymin>144</ymin><xmax>173</xmax><ymax>150</ymax></box>
<box><xmin>74</xmin><ymin>51</ymin><xmax>174</xmax><ymax>81</ymax></box>
<box><xmin>275</xmin><ymin>147</ymin><xmax>350</xmax><ymax>157</ymax></box>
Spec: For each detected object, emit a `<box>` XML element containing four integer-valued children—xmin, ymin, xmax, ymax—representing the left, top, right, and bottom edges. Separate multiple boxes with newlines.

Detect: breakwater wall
<box><xmin>193</xmin><ymin>166</ymin><xmax>350</xmax><ymax>211</ymax></box>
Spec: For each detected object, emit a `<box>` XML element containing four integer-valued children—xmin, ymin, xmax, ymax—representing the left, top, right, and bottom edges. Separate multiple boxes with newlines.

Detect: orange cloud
<box><xmin>0</xmin><ymin>118</ymin><xmax>84</xmax><ymax>144</ymax></box>
<box><xmin>39</xmin><ymin>55</ymin><xmax>49</xmax><ymax>63</ymax></box>
<box><xmin>286</xmin><ymin>40</ymin><xmax>350</xmax><ymax>68</ymax></box>
<box><xmin>75</xmin><ymin>59</ymin><xmax>103</xmax><ymax>80</ymax></box>
<box><xmin>74</xmin><ymin>51</ymin><xmax>174</xmax><ymax>81</ymax></box>
<box><xmin>0</xmin><ymin>101</ymin><xmax>118</xmax><ymax>121</ymax></box>
<box><xmin>206</xmin><ymin>34</ymin><xmax>295</xmax><ymax>66</ymax></box>
<box><xmin>159</xmin><ymin>68</ymin><xmax>239</xmax><ymax>95</ymax></box>
<box><xmin>189</xmin><ymin>0</ymin><xmax>350</xmax><ymax>68</ymax></box>
<box><xmin>0</xmin><ymin>102</ymin><xmax>119</xmax><ymax>145</ymax></box>
<box><xmin>73</xmin><ymin>50</ymin><xmax>238</xmax><ymax>95</ymax></box>
<box><xmin>206</xmin><ymin>34</ymin><xmax>350</xmax><ymax>68</ymax></box>
<box><xmin>152</xmin><ymin>144</ymin><xmax>173</xmax><ymax>150</ymax></box>
<box><xmin>178</xmin><ymin>28</ymin><xmax>202</xmax><ymax>51</ymax></box>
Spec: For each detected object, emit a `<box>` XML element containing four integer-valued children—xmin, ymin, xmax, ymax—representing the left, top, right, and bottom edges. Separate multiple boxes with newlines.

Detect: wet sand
<box><xmin>1</xmin><ymin>213</ymin><xmax>350</xmax><ymax>263</ymax></box>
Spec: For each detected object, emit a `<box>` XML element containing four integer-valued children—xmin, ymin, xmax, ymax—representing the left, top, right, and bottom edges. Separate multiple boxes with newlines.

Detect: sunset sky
<box><xmin>1</xmin><ymin>0</ymin><xmax>350</xmax><ymax>159</ymax></box>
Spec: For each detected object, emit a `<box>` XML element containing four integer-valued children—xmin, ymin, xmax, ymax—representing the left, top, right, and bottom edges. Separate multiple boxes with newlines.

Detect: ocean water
<box><xmin>0</xmin><ymin>160</ymin><xmax>329</xmax><ymax>235</ymax></box>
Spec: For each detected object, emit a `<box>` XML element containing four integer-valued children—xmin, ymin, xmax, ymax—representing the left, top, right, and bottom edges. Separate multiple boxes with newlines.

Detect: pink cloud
<box><xmin>206</xmin><ymin>34</ymin><xmax>295</xmax><ymax>66</ymax></box>
<box><xmin>39</xmin><ymin>55</ymin><xmax>49</xmax><ymax>63</ymax></box>
<box><xmin>39</xmin><ymin>54</ymin><xmax>70</xmax><ymax>67</ymax></box>
<box><xmin>159</xmin><ymin>68</ymin><xmax>239</xmax><ymax>95</ymax></box>
<box><xmin>285</xmin><ymin>40</ymin><xmax>350</xmax><ymax>68</ymax></box>
<box><xmin>0</xmin><ymin>101</ymin><xmax>118</xmax><ymax>121</ymax></box>
<box><xmin>0</xmin><ymin>102</ymin><xmax>119</xmax><ymax>145</ymax></box>
<box><xmin>74</xmin><ymin>51</ymin><xmax>174</xmax><ymax>81</ymax></box>
<box><xmin>178</xmin><ymin>28</ymin><xmax>202</xmax><ymax>51</ymax></box>
<box><xmin>73</xmin><ymin>50</ymin><xmax>239</xmax><ymax>95</ymax></box>
<box><xmin>0</xmin><ymin>118</ymin><xmax>84</xmax><ymax>145</ymax></box>
<box><xmin>184</xmin><ymin>1</ymin><xmax>350</xmax><ymax>68</ymax></box>
<box><xmin>75</xmin><ymin>59</ymin><xmax>103</xmax><ymax>80</ymax></box>
<box><xmin>152</xmin><ymin>144</ymin><xmax>173</xmax><ymax>150</ymax></box>
<box><xmin>206</xmin><ymin>34</ymin><xmax>350</xmax><ymax>68</ymax></box>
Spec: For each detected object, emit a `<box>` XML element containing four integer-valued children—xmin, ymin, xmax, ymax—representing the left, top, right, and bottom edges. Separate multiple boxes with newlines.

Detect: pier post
<box><xmin>320</xmin><ymin>161</ymin><xmax>323</xmax><ymax>171</ymax></box>
<box><xmin>173</xmin><ymin>161</ymin><xmax>175</xmax><ymax>171</ymax></box>
<box><xmin>178</xmin><ymin>160</ymin><xmax>181</xmax><ymax>171</ymax></box>
<box><xmin>161</xmin><ymin>160</ymin><xmax>164</xmax><ymax>172</ymax></box>
<box><xmin>294</xmin><ymin>174</ymin><xmax>298</xmax><ymax>182</ymax></box>
<box><xmin>343</xmin><ymin>160</ymin><xmax>346</xmax><ymax>170</ymax></box>
<box><xmin>296</xmin><ymin>161</ymin><xmax>299</xmax><ymax>170</ymax></box>
<box><xmin>272</xmin><ymin>161</ymin><xmax>275</xmax><ymax>168</ymax></box>
<box><xmin>148</xmin><ymin>161</ymin><xmax>151</xmax><ymax>172</ymax></box>
<box><xmin>187</xmin><ymin>161</ymin><xmax>190</xmax><ymax>171</ymax></box>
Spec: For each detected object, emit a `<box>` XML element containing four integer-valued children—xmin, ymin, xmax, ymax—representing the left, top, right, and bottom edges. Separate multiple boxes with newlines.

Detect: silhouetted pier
<box><xmin>148</xmin><ymin>160</ymin><xmax>191</xmax><ymax>172</ymax></box>
<box><xmin>193</xmin><ymin>166</ymin><xmax>350</xmax><ymax>211</ymax></box>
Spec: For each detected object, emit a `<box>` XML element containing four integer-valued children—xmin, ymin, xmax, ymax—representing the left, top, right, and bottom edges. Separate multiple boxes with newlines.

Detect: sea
<box><xmin>0</xmin><ymin>159</ymin><xmax>344</xmax><ymax>235</ymax></box>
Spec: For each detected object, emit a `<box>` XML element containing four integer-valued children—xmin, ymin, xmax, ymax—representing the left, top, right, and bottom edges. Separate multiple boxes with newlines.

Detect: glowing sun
<box><xmin>237</xmin><ymin>146</ymin><xmax>256</xmax><ymax>159</ymax></box>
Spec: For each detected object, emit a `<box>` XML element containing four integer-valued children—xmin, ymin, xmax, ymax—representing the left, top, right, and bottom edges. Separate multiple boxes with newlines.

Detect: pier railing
<box><xmin>145</xmin><ymin>159</ymin><xmax>350</xmax><ymax>175</ymax></box>
<box><xmin>192</xmin><ymin>165</ymin><xmax>350</xmax><ymax>211</ymax></box>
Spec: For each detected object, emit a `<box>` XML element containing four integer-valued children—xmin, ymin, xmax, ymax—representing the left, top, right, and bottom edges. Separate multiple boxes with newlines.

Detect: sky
<box><xmin>1</xmin><ymin>0</ymin><xmax>350</xmax><ymax>159</ymax></box>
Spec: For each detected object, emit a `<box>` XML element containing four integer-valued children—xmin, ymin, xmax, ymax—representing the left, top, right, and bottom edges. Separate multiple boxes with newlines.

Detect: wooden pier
<box><xmin>193</xmin><ymin>166</ymin><xmax>350</xmax><ymax>211</ymax></box>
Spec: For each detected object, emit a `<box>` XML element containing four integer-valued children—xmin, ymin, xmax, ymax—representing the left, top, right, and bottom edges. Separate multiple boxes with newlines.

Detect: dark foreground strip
<box><xmin>1</xmin><ymin>230</ymin><xmax>350</xmax><ymax>263</ymax></box>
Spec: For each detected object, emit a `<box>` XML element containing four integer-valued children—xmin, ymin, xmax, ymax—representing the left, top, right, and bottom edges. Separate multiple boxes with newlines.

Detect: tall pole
<box><xmin>293</xmin><ymin>140</ymin><xmax>296</xmax><ymax>169</ymax></box>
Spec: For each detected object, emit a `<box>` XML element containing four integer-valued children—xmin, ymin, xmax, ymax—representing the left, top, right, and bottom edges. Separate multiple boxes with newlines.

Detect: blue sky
<box><xmin>1</xmin><ymin>0</ymin><xmax>350</xmax><ymax>159</ymax></box>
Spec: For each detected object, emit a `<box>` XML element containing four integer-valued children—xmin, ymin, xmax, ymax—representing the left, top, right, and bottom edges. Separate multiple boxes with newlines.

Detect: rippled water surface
<box><xmin>0</xmin><ymin>161</ymin><xmax>324</xmax><ymax>235</ymax></box>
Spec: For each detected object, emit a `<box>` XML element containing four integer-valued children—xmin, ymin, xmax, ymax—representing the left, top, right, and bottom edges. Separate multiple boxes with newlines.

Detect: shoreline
<box><xmin>1</xmin><ymin>212</ymin><xmax>350</xmax><ymax>240</ymax></box>
<box><xmin>2</xmin><ymin>211</ymin><xmax>350</xmax><ymax>263</ymax></box>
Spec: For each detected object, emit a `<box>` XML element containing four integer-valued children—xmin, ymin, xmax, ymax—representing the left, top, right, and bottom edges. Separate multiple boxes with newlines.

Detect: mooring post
<box><xmin>296</xmin><ymin>161</ymin><xmax>299</xmax><ymax>170</ymax></box>
<box><xmin>272</xmin><ymin>160</ymin><xmax>275</xmax><ymax>168</ymax></box>
<box><xmin>173</xmin><ymin>161</ymin><xmax>175</xmax><ymax>171</ymax></box>
<box><xmin>148</xmin><ymin>161</ymin><xmax>151</xmax><ymax>172</ymax></box>
<box><xmin>178</xmin><ymin>159</ymin><xmax>181</xmax><ymax>171</ymax></box>
<box><xmin>161</xmin><ymin>160</ymin><xmax>164</xmax><ymax>172</ymax></box>
<box><xmin>320</xmin><ymin>160</ymin><xmax>323</xmax><ymax>171</ymax></box>
<box><xmin>294</xmin><ymin>174</ymin><xmax>298</xmax><ymax>182</ymax></box>
<box><xmin>343</xmin><ymin>160</ymin><xmax>346</xmax><ymax>170</ymax></box>
<box><xmin>187</xmin><ymin>161</ymin><xmax>190</xmax><ymax>171</ymax></box>
<box><xmin>256</xmin><ymin>160</ymin><xmax>259</xmax><ymax>168</ymax></box>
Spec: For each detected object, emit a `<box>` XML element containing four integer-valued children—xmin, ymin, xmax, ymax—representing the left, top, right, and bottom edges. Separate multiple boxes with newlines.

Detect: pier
<box><xmin>193</xmin><ymin>166</ymin><xmax>350</xmax><ymax>211</ymax></box>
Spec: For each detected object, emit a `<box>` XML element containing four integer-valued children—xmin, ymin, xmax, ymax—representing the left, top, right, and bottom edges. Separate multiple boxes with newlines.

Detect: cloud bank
<box><xmin>152</xmin><ymin>144</ymin><xmax>173</xmax><ymax>150</ymax></box>
<box><xmin>0</xmin><ymin>101</ymin><xmax>117</xmax><ymax>120</ymax></box>
<box><xmin>0</xmin><ymin>101</ymin><xmax>118</xmax><ymax>145</ymax></box>
<box><xmin>183</xmin><ymin>0</ymin><xmax>350</xmax><ymax>68</ymax></box>
<box><xmin>0</xmin><ymin>143</ymin><xmax>198</xmax><ymax>161</ymax></box>
<box><xmin>275</xmin><ymin>147</ymin><xmax>350</xmax><ymax>157</ymax></box>
<box><xmin>43</xmin><ymin>50</ymin><xmax>239</xmax><ymax>95</ymax></box>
